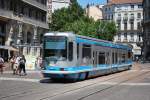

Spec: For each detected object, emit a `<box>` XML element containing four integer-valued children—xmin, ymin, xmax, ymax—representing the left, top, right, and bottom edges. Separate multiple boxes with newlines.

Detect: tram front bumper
<box><xmin>41</xmin><ymin>70</ymin><xmax>79</xmax><ymax>79</ymax></box>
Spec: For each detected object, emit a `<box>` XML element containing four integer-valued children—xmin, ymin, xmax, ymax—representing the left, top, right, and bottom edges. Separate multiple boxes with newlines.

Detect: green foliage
<box><xmin>50</xmin><ymin>0</ymin><xmax>117</xmax><ymax>41</ymax></box>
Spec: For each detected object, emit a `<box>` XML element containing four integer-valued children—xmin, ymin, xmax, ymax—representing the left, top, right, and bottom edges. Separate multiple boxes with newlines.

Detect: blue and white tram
<box><xmin>41</xmin><ymin>32</ymin><xmax>132</xmax><ymax>81</ymax></box>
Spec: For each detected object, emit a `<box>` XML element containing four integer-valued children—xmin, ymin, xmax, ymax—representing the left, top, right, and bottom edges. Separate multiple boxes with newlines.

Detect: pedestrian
<box><xmin>13</xmin><ymin>55</ymin><xmax>20</xmax><ymax>75</ymax></box>
<box><xmin>35</xmin><ymin>56</ymin><xmax>43</xmax><ymax>70</ymax></box>
<box><xmin>19</xmin><ymin>55</ymin><xmax>27</xmax><ymax>76</ymax></box>
<box><xmin>10</xmin><ymin>56</ymin><xmax>16</xmax><ymax>72</ymax></box>
<box><xmin>0</xmin><ymin>56</ymin><xmax>4</xmax><ymax>74</ymax></box>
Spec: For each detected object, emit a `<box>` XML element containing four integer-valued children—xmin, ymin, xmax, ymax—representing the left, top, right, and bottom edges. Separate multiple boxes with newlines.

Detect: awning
<box><xmin>0</xmin><ymin>45</ymin><xmax>19</xmax><ymax>51</ymax></box>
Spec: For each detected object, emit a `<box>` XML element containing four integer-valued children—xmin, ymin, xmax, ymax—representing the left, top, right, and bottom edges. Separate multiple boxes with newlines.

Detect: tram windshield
<box><xmin>44</xmin><ymin>36</ymin><xmax>67</xmax><ymax>62</ymax></box>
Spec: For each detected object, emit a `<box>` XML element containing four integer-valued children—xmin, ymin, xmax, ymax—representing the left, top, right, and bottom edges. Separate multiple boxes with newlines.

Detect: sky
<box><xmin>77</xmin><ymin>0</ymin><xmax>107</xmax><ymax>8</ymax></box>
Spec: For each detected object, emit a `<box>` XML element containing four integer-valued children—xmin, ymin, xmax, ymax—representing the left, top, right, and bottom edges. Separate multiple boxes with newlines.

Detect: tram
<box><xmin>41</xmin><ymin>32</ymin><xmax>132</xmax><ymax>81</ymax></box>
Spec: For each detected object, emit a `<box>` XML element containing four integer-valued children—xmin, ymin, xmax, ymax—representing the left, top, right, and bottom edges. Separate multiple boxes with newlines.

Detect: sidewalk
<box><xmin>1</xmin><ymin>62</ymin><xmax>43</xmax><ymax>79</ymax></box>
<box><xmin>3</xmin><ymin>62</ymin><xmax>40</xmax><ymax>72</ymax></box>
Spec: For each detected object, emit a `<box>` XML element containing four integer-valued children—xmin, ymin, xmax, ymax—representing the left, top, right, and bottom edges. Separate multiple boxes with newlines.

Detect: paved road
<box><xmin>0</xmin><ymin>63</ymin><xmax>150</xmax><ymax>100</ymax></box>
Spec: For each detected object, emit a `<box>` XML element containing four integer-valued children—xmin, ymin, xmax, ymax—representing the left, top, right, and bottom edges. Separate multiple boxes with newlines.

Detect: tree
<box><xmin>50</xmin><ymin>0</ymin><xmax>84</xmax><ymax>31</ymax></box>
<box><xmin>96</xmin><ymin>20</ymin><xmax>117</xmax><ymax>41</ymax></box>
<box><xmin>50</xmin><ymin>0</ymin><xmax>117</xmax><ymax>41</ymax></box>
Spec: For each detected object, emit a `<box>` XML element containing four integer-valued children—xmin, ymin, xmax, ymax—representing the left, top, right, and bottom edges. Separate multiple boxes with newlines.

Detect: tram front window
<box><xmin>44</xmin><ymin>36</ymin><xmax>67</xmax><ymax>63</ymax></box>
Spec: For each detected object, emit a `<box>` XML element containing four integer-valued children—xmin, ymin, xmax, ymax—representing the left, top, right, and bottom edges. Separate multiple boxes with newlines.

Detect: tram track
<box><xmin>77</xmin><ymin>71</ymin><xmax>150</xmax><ymax>100</ymax></box>
<box><xmin>1</xmin><ymin>70</ymin><xmax>148</xmax><ymax>100</ymax></box>
<box><xmin>0</xmin><ymin>70</ymin><xmax>131</xmax><ymax>99</ymax></box>
<box><xmin>39</xmin><ymin>70</ymin><xmax>150</xmax><ymax>100</ymax></box>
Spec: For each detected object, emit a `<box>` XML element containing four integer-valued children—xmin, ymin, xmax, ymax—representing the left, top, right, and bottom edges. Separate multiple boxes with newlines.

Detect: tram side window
<box><xmin>82</xmin><ymin>44</ymin><xmax>91</xmax><ymax>64</ymax></box>
<box><xmin>77</xmin><ymin>43</ymin><xmax>79</xmax><ymax>59</ymax></box>
<box><xmin>106</xmin><ymin>52</ymin><xmax>110</xmax><ymax>64</ymax></box>
<box><xmin>115</xmin><ymin>53</ymin><xmax>118</xmax><ymax>63</ymax></box>
<box><xmin>99</xmin><ymin>52</ymin><xmax>105</xmax><ymax>64</ymax></box>
<box><xmin>128</xmin><ymin>51</ymin><xmax>132</xmax><ymax>59</ymax></box>
<box><xmin>122</xmin><ymin>54</ymin><xmax>126</xmax><ymax>63</ymax></box>
<box><xmin>68</xmin><ymin>42</ymin><xmax>73</xmax><ymax>61</ymax></box>
<box><xmin>112</xmin><ymin>53</ymin><xmax>115</xmax><ymax>64</ymax></box>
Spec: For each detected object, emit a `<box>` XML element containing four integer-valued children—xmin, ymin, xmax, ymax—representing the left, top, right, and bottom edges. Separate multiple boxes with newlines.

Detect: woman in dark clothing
<box><xmin>19</xmin><ymin>55</ymin><xmax>27</xmax><ymax>76</ymax></box>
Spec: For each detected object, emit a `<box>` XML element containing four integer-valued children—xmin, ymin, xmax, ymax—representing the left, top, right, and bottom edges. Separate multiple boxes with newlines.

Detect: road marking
<box><xmin>0</xmin><ymin>77</ymin><xmax>40</xmax><ymax>83</ymax></box>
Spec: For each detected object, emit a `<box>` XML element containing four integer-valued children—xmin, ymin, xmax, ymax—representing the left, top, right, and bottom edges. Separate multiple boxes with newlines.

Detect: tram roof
<box><xmin>76</xmin><ymin>35</ymin><xmax>132</xmax><ymax>51</ymax></box>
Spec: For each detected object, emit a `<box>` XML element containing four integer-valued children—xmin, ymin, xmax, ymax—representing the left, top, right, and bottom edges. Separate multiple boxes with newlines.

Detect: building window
<box><xmin>117</xmin><ymin>6</ymin><xmax>121</xmax><ymax>10</ymax></box>
<box><xmin>138</xmin><ymin>4</ymin><xmax>142</xmax><ymax>8</ymax></box>
<box><xmin>137</xmin><ymin>22</ymin><xmax>141</xmax><ymax>29</ymax></box>
<box><xmin>123</xmin><ymin>13</ymin><xmax>128</xmax><ymax>21</ymax></box>
<box><xmin>117</xmin><ymin>22</ymin><xmax>121</xmax><ymax>30</ymax></box>
<box><xmin>138</xmin><ymin>34</ymin><xmax>142</xmax><ymax>42</ymax></box>
<box><xmin>118</xmin><ymin>33</ymin><xmax>121</xmax><ymax>40</ymax></box>
<box><xmin>130</xmin><ymin>33</ymin><xmax>134</xmax><ymax>41</ymax></box>
<box><xmin>137</xmin><ymin>13</ymin><xmax>141</xmax><ymax>19</ymax></box>
<box><xmin>118</xmin><ymin>13</ymin><xmax>121</xmax><ymax>17</ymax></box>
<box><xmin>112</xmin><ymin>15</ymin><xmax>113</xmax><ymax>19</ymax></box>
<box><xmin>124</xmin><ymin>22</ymin><xmax>127</xmax><ymax>30</ymax></box>
<box><xmin>131</xmin><ymin>22</ymin><xmax>134</xmax><ymax>30</ymax></box>
<box><xmin>124</xmin><ymin>33</ymin><xmax>127</xmax><ymax>40</ymax></box>
<box><xmin>131</xmin><ymin>5</ymin><xmax>134</xmax><ymax>9</ymax></box>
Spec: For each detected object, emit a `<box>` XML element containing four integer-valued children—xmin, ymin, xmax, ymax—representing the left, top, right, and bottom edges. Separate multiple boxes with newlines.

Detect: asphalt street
<box><xmin>0</xmin><ymin>63</ymin><xmax>150</xmax><ymax>100</ymax></box>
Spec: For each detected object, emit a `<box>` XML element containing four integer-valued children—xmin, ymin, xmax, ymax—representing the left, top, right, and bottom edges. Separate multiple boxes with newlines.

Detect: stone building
<box><xmin>47</xmin><ymin>0</ymin><xmax>71</xmax><ymax>23</ymax></box>
<box><xmin>103</xmin><ymin>0</ymin><xmax>143</xmax><ymax>60</ymax></box>
<box><xmin>143</xmin><ymin>0</ymin><xmax>150</xmax><ymax>61</ymax></box>
<box><xmin>0</xmin><ymin>0</ymin><xmax>48</xmax><ymax>67</ymax></box>
<box><xmin>85</xmin><ymin>4</ymin><xmax>104</xmax><ymax>21</ymax></box>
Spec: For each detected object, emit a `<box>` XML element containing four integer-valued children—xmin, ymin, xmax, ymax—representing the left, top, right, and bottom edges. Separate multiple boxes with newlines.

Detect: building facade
<box><xmin>85</xmin><ymin>4</ymin><xmax>104</xmax><ymax>21</ymax></box>
<box><xmin>47</xmin><ymin>0</ymin><xmax>71</xmax><ymax>23</ymax></box>
<box><xmin>0</xmin><ymin>0</ymin><xmax>48</xmax><ymax>68</ymax></box>
<box><xmin>143</xmin><ymin>0</ymin><xmax>150</xmax><ymax>61</ymax></box>
<box><xmin>103</xmin><ymin>0</ymin><xmax>143</xmax><ymax>60</ymax></box>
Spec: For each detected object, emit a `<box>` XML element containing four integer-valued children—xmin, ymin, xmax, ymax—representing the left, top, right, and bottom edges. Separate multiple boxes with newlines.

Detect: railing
<box><xmin>0</xmin><ymin>9</ymin><xmax>13</xmax><ymax>19</ymax></box>
<box><xmin>116</xmin><ymin>17</ymin><xmax>121</xmax><ymax>21</ymax></box>
<box><xmin>123</xmin><ymin>39</ymin><xmax>128</xmax><ymax>42</ymax></box>
<box><xmin>22</xmin><ymin>0</ymin><xmax>47</xmax><ymax>11</ymax></box>
<box><xmin>0</xmin><ymin>8</ymin><xmax>48</xmax><ymax>29</ymax></box>
<box><xmin>129</xmin><ymin>16</ymin><xmax>134</xmax><ymax>22</ymax></box>
<box><xmin>123</xmin><ymin>17</ymin><xmax>128</xmax><ymax>22</ymax></box>
<box><xmin>22</xmin><ymin>16</ymin><xmax>48</xmax><ymax>29</ymax></box>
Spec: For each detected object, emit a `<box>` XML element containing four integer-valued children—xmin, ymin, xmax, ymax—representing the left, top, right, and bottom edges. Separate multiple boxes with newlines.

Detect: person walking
<box><xmin>0</xmin><ymin>56</ymin><xmax>4</xmax><ymax>74</ymax></box>
<box><xmin>19</xmin><ymin>55</ymin><xmax>26</xmax><ymax>76</ymax></box>
<box><xmin>35</xmin><ymin>56</ymin><xmax>43</xmax><ymax>70</ymax></box>
<box><xmin>10</xmin><ymin>56</ymin><xmax>16</xmax><ymax>74</ymax></box>
<box><xmin>13</xmin><ymin>55</ymin><xmax>20</xmax><ymax>75</ymax></box>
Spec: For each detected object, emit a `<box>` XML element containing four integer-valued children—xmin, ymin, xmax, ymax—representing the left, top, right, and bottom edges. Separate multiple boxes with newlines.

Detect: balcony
<box><xmin>123</xmin><ymin>17</ymin><xmax>128</xmax><ymax>22</ymax></box>
<box><xmin>116</xmin><ymin>17</ymin><xmax>121</xmax><ymax>22</ymax></box>
<box><xmin>123</xmin><ymin>39</ymin><xmax>128</xmax><ymax>42</ymax></box>
<box><xmin>0</xmin><ymin>9</ymin><xmax>48</xmax><ymax>29</ymax></box>
<box><xmin>22</xmin><ymin>0</ymin><xmax>47</xmax><ymax>11</ymax></box>
<box><xmin>11</xmin><ymin>14</ymin><xmax>48</xmax><ymax>29</ymax></box>
<box><xmin>129</xmin><ymin>16</ymin><xmax>134</xmax><ymax>22</ymax></box>
<box><xmin>0</xmin><ymin>9</ymin><xmax>13</xmax><ymax>20</ymax></box>
<box><xmin>22</xmin><ymin>16</ymin><xmax>49</xmax><ymax>29</ymax></box>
